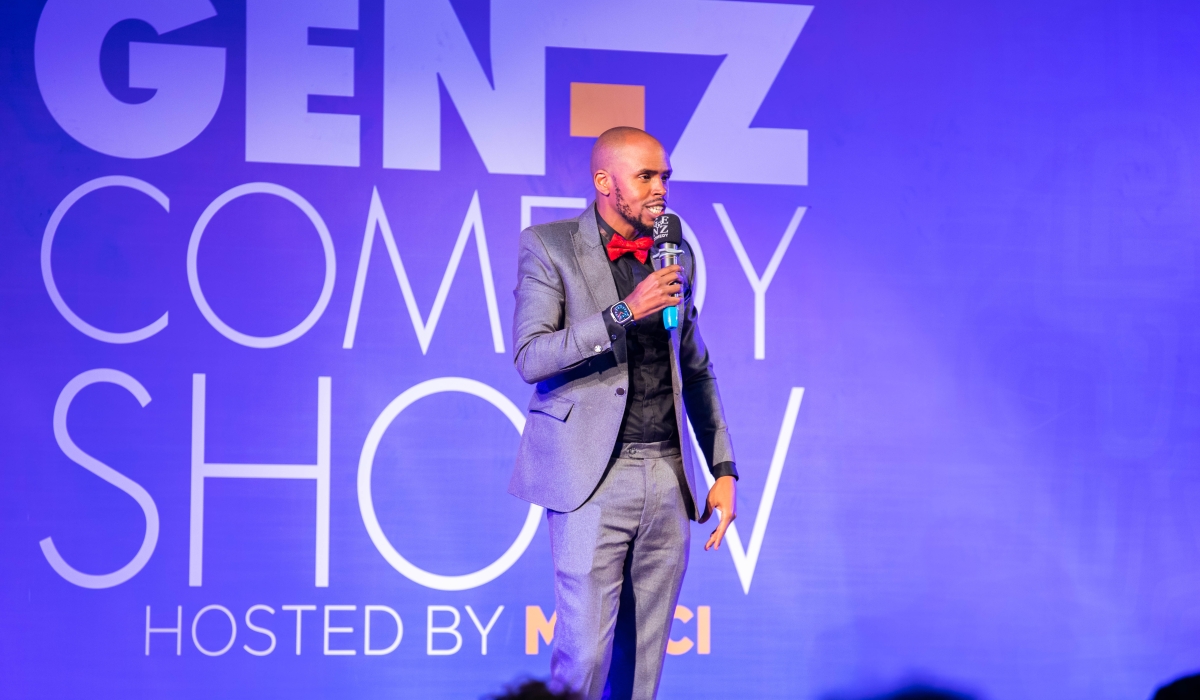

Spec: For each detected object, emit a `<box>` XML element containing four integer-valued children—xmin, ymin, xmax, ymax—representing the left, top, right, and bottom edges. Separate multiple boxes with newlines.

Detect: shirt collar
<box><xmin>596</xmin><ymin>209</ymin><xmax>617</xmax><ymax>245</ymax></box>
<box><xmin>596</xmin><ymin>210</ymin><xmax>648</xmax><ymax>246</ymax></box>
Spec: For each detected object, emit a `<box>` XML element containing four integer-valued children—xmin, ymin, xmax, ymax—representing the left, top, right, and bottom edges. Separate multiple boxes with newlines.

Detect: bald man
<box><xmin>510</xmin><ymin>127</ymin><xmax>737</xmax><ymax>700</ymax></box>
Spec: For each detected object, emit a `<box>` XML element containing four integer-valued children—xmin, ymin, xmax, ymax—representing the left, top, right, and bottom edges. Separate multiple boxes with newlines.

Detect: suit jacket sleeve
<box><xmin>512</xmin><ymin>226</ymin><xmax>613</xmax><ymax>385</ymax></box>
<box><xmin>678</xmin><ymin>242</ymin><xmax>737</xmax><ymax>475</ymax></box>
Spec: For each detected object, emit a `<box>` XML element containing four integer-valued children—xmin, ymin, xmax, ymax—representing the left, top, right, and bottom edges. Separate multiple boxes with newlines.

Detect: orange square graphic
<box><xmin>569</xmin><ymin>82</ymin><xmax>645</xmax><ymax>137</ymax></box>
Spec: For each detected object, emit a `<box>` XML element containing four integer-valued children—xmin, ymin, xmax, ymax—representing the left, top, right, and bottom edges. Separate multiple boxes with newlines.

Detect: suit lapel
<box><xmin>572</xmin><ymin>203</ymin><xmax>620</xmax><ymax>313</ymax></box>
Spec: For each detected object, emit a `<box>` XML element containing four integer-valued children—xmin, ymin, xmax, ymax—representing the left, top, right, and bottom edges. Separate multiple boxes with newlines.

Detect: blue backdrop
<box><xmin>2</xmin><ymin>1</ymin><xmax>1199</xmax><ymax>699</ymax></box>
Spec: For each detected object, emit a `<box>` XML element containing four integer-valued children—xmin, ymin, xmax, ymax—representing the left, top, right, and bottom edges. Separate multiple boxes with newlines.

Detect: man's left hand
<box><xmin>699</xmin><ymin>475</ymin><xmax>737</xmax><ymax>551</ymax></box>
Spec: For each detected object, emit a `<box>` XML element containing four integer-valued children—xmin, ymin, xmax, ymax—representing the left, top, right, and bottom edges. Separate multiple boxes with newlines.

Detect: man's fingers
<box><xmin>709</xmin><ymin>517</ymin><xmax>732</xmax><ymax>551</ymax></box>
<box><xmin>653</xmin><ymin>266</ymin><xmax>683</xmax><ymax>282</ymax></box>
<box><xmin>698</xmin><ymin>500</ymin><xmax>713</xmax><ymax>524</ymax></box>
<box><xmin>705</xmin><ymin>522</ymin><xmax>727</xmax><ymax>550</ymax></box>
<box><xmin>628</xmin><ymin>265</ymin><xmax>683</xmax><ymax>317</ymax></box>
<box><xmin>704</xmin><ymin>507</ymin><xmax>735</xmax><ymax>551</ymax></box>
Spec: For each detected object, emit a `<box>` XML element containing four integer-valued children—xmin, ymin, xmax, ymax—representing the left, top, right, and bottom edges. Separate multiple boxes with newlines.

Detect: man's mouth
<box><xmin>646</xmin><ymin>203</ymin><xmax>665</xmax><ymax>216</ymax></box>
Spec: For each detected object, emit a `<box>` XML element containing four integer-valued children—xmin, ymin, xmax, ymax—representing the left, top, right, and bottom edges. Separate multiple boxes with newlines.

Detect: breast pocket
<box><xmin>528</xmin><ymin>394</ymin><xmax>574</xmax><ymax>422</ymax></box>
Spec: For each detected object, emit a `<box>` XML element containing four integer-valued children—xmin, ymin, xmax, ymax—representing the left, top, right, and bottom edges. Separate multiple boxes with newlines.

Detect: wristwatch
<box><xmin>609</xmin><ymin>301</ymin><xmax>635</xmax><ymax>328</ymax></box>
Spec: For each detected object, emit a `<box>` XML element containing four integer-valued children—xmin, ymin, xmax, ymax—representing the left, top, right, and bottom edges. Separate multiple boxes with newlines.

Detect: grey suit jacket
<box><xmin>509</xmin><ymin>203</ymin><xmax>735</xmax><ymax>518</ymax></box>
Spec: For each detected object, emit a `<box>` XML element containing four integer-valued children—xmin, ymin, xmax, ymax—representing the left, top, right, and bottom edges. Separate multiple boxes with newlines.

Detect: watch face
<box><xmin>611</xmin><ymin>302</ymin><xmax>633</xmax><ymax>324</ymax></box>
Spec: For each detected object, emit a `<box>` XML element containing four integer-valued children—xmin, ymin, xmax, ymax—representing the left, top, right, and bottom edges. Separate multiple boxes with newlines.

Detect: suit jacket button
<box><xmin>616</xmin><ymin>388</ymin><xmax>625</xmax><ymax>395</ymax></box>
<box><xmin>593</xmin><ymin>345</ymin><xmax>602</xmax><ymax>353</ymax></box>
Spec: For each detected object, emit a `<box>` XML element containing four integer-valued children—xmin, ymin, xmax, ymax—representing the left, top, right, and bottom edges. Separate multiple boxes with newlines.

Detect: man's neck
<box><xmin>596</xmin><ymin>201</ymin><xmax>638</xmax><ymax>240</ymax></box>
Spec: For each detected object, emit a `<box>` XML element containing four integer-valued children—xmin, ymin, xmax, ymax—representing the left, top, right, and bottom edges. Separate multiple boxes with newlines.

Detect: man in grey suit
<box><xmin>510</xmin><ymin>127</ymin><xmax>738</xmax><ymax>700</ymax></box>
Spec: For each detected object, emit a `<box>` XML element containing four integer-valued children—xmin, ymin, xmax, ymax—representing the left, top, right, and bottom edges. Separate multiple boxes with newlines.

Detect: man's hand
<box><xmin>624</xmin><ymin>264</ymin><xmax>682</xmax><ymax>320</ymax></box>
<box><xmin>699</xmin><ymin>475</ymin><xmax>737</xmax><ymax>551</ymax></box>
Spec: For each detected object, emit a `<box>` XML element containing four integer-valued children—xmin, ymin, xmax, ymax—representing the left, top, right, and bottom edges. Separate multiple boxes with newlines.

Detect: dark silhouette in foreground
<box><xmin>487</xmin><ymin>678</ymin><xmax>582</xmax><ymax>700</ymax></box>
<box><xmin>1153</xmin><ymin>673</ymin><xmax>1200</xmax><ymax>700</ymax></box>
<box><xmin>824</xmin><ymin>683</ymin><xmax>976</xmax><ymax>700</ymax></box>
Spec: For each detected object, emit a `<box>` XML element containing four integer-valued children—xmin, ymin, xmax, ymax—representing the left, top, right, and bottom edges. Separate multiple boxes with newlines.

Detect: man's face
<box><xmin>610</xmin><ymin>139</ymin><xmax>671</xmax><ymax>233</ymax></box>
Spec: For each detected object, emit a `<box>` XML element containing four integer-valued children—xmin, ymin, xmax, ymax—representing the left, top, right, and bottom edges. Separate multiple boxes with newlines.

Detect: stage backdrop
<box><xmin>2</xmin><ymin>1</ymin><xmax>1199</xmax><ymax>698</ymax></box>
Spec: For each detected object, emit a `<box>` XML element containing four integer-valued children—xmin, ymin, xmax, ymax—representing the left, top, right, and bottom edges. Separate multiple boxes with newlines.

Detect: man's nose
<box><xmin>652</xmin><ymin>177</ymin><xmax>667</xmax><ymax>196</ymax></box>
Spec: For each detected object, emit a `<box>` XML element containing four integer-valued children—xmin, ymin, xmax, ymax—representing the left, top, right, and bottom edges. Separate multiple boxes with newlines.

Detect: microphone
<box><xmin>652</xmin><ymin>213</ymin><xmax>683</xmax><ymax>330</ymax></box>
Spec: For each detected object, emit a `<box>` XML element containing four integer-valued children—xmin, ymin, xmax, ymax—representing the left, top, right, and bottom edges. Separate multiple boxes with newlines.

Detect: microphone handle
<box><xmin>655</xmin><ymin>248</ymin><xmax>681</xmax><ymax>330</ymax></box>
<box><xmin>663</xmin><ymin>304</ymin><xmax>678</xmax><ymax>330</ymax></box>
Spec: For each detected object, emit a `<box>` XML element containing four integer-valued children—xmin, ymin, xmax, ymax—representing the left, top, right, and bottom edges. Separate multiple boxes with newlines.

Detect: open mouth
<box><xmin>646</xmin><ymin>204</ymin><xmax>665</xmax><ymax>215</ymax></box>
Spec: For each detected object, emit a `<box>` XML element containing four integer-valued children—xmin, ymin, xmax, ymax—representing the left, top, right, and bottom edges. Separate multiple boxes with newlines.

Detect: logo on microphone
<box><xmin>653</xmin><ymin>214</ymin><xmax>670</xmax><ymax>245</ymax></box>
<box><xmin>652</xmin><ymin>213</ymin><xmax>682</xmax><ymax>248</ymax></box>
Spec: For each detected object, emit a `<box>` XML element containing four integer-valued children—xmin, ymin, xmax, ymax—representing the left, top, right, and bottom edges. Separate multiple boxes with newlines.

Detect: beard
<box><xmin>614</xmin><ymin>184</ymin><xmax>653</xmax><ymax>235</ymax></box>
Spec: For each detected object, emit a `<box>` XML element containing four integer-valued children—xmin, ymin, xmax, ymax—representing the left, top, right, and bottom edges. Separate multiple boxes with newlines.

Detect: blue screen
<box><xmin>2</xmin><ymin>1</ymin><xmax>1198</xmax><ymax>698</ymax></box>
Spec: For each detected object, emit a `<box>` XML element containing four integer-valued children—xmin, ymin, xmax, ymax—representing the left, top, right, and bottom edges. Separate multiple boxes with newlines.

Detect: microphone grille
<box><xmin>652</xmin><ymin>213</ymin><xmax>683</xmax><ymax>246</ymax></box>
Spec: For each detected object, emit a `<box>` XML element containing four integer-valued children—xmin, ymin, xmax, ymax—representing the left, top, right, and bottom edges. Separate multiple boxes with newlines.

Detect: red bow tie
<box><xmin>606</xmin><ymin>235</ymin><xmax>653</xmax><ymax>263</ymax></box>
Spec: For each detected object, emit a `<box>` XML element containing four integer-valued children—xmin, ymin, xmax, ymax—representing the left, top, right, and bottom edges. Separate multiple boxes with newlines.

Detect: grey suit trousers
<box><xmin>547</xmin><ymin>441</ymin><xmax>690</xmax><ymax>700</ymax></box>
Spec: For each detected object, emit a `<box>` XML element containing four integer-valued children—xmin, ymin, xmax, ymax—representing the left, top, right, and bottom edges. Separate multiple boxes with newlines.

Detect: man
<box><xmin>510</xmin><ymin>127</ymin><xmax>737</xmax><ymax>700</ymax></box>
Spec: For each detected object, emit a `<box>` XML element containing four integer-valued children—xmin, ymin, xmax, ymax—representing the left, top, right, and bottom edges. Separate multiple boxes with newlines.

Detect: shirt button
<box><xmin>610</xmin><ymin>334</ymin><xmax>617</xmax><ymax>340</ymax></box>
<box><xmin>593</xmin><ymin>345</ymin><xmax>602</xmax><ymax>353</ymax></box>
<box><xmin>616</xmin><ymin>388</ymin><xmax>625</xmax><ymax>396</ymax></box>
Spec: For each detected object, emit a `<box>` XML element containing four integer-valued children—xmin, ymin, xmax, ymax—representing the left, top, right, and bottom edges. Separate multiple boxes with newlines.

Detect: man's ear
<box><xmin>593</xmin><ymin>170</ymin><xmax>612</xmax><ymax>196</ymax></box>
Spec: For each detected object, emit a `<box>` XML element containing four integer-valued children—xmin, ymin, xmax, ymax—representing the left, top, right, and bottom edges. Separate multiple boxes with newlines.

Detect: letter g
<box><xmin>35</xmin><ymin>0</ymin><xmax>225</xmax><ymax>158</ymax></box>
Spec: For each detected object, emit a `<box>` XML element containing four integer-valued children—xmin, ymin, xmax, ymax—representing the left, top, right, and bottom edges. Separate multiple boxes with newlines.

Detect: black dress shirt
<box><xmin>597</xmin><ymin>212</ymin><xmax>737</xmax><ymax>481</ymax></box>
